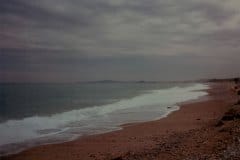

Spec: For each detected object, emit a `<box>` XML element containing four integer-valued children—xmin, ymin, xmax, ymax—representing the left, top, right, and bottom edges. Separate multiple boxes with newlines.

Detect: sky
<box><xmin>1</xmin><ymin>0</ymin><xmax>240</xmax><ymax>82</ymax></box>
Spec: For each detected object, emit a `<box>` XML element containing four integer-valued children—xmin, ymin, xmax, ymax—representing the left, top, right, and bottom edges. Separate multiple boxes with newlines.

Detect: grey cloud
<box><xmin>1</xmin><ymin>51</ymin><xmax>238</xmax><ymax>82</ymax></box>
<box><xmin>1</xmin><ymin>0</ymin><xmax>240</xmax><ymax>82</ymax></box>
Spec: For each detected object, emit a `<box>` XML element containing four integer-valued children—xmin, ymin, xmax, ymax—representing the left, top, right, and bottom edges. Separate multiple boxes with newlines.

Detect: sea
<box><xmin>0</xmin><ymin>82</ymin><xmax>209</xmax><ymax>156</ymax></box>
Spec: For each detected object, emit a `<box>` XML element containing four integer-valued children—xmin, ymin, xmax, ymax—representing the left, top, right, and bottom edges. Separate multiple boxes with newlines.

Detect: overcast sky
<box><xmin>1</xmin><ymin>0</ymin><xmax>240</xmax><ymax>82</ymax></box>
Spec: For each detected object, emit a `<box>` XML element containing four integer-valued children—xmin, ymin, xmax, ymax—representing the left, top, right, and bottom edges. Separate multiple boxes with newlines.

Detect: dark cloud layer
<box><xmin>1</xmin><ymin>0</ymin><xmax>240</xmax><ymax>82</ymax></box>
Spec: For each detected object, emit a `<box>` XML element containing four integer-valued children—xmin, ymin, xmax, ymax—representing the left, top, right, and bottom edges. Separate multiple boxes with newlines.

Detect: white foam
<box><xmin>0</xmin><ymin>83</ymin><xmax>209</xmax><ymax>155</ymax></box>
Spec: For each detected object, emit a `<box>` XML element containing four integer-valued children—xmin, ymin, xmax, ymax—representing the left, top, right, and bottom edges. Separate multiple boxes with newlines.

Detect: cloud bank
<box><xmin>1</xmin><ymin>0</ymin><xmax>240</xmax><ymax>82</ymax></box>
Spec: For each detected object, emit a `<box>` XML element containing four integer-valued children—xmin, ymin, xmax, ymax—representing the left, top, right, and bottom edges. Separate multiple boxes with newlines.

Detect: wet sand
<box><xmin>3</xmin><ymin>82</ymin><xmax>238</xmax><ymax>160</ymax></box>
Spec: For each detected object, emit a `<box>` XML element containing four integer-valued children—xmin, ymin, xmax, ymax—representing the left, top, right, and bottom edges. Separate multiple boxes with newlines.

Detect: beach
<box><xmin>3</xmin><ymin>82</ymin><xmax>240</xmax><ymax>160</ymax></box>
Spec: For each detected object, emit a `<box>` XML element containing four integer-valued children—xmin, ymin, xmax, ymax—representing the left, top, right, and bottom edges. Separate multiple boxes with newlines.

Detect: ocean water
<box><xmin>0</xmin><ymin>82</ymin><xmax>209</xmax><ymax>156</ymax></box>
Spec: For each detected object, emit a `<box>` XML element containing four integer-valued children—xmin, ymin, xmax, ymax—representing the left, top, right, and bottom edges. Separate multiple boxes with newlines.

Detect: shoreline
<box><xmin>3</xmin><ymin>82</ymin><xmax>237</xmax><ymax>160</ymax></box>
<box><xmin>0</xmin><ymin>83</ymin><xmax>207</xmax><ymax>157</ymax></box>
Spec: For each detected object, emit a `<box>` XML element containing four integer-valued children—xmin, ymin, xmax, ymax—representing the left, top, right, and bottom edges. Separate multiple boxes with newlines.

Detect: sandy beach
<box><xmin>3</xmin><ymin>82</ymin><xmax>240</xmax><ymax>160</ymax></box>
<box><xmin>3</xmin><ymin>0</ymin><xmax>240</xmax><ymax>159</ymax></box>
